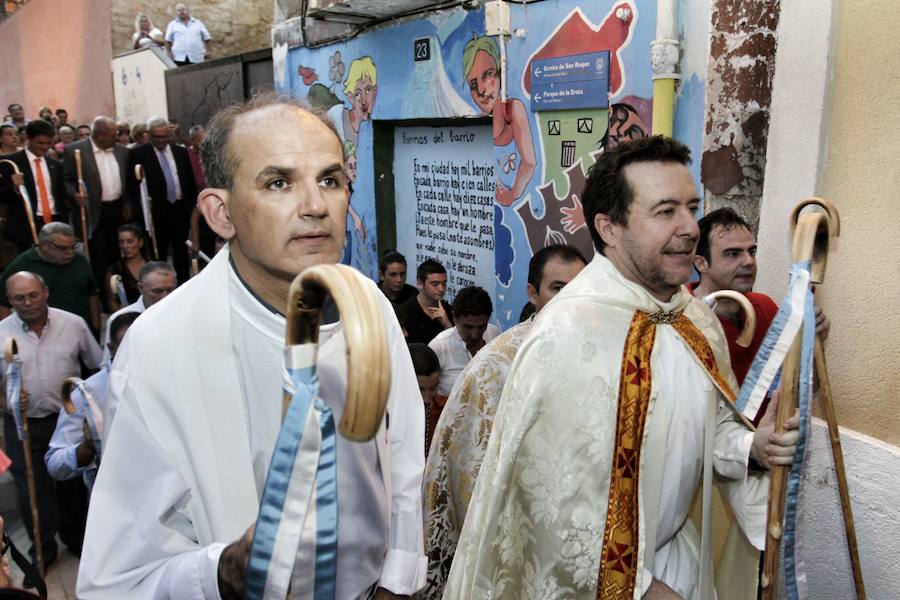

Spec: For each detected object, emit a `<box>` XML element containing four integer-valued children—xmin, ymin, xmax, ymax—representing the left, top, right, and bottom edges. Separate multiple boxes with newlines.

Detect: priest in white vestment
<box><xmin>78</xmin><ymin>97</ymin><xmax>427</xmax><ymax>599</ymax></box>
<box><xmin>421</xmin><ymin>244</ymin><xmax>587</xmax><ymax>599</ymax></box>
<box><xmin>444</xmin><ymin>137</ymin><xmax>799</xmax><ymax>600</ymax></box>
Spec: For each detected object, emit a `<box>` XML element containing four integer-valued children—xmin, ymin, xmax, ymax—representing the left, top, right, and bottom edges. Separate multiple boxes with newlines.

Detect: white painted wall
<box><xmin>112</xmin><ymin>47</ymin><xmax>173</xmax><ymax>122</ymax></box>
<box><xmin>798</xmin><ymin>420</ymin><xmax>900</xmax><ymax>599</ymax></box>
<box><xmin>754</xmin><ymin>0</ymin><xmax>835</xmax><ymax>300</ymax></box>
<box><xmin>759</xmin><ymin>0</ymin><xmax>900</xmax><ymax>596</ymax></box>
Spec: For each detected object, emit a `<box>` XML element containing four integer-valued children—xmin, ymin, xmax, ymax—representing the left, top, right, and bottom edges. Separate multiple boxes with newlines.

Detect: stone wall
<box><xmin>110</xmin><ymin>0</ymin><xmax>272</xmax><ymax>59</ymax></box>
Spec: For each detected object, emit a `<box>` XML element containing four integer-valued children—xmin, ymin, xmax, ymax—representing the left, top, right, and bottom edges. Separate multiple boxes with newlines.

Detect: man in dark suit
<box><xmin>128</xmin><ymin>116</ymin><xmax>197</xmax><ymax>284</ymax></box>
<box><xmin>0</xmin><ymin>119</ymin><xmax>68</xmax><ymax>253</ymax></box>
<box><xmin>63</xmin><ymin>116</ymin><xmax>132</xmax><ymax>310</ymax></box>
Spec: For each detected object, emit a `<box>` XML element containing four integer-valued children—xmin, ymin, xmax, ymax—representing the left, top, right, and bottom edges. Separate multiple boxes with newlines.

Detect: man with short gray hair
<box><xmin>100</xmin><ymin>261</ymin><xmax>176</xmax><ymax>364</ymax></box>
<box><xmin>0</xmin><ymin>223</ymin><xmax>100</xmax><ymax>334</ymax></box>
<box><xmin>128</xmin><ymin>116</ymin><xmax>197</xmax><ymax>284</ymax></box>
<box><xmin>63</xmin><ymin>116</ymin><xmax>131</xmax><ymax>311</ymax></box>
<box><xmin>0</xmin><ymin>271</ymin><xmax>102</xmax><ymax>569</ymax></box>
<box><xmin>165</xmin><ymin>3</ymin><xmax>211</xmax><ymax>66</ymax></box>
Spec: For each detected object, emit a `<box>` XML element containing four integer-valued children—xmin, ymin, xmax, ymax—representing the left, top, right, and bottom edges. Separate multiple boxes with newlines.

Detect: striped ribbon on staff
<box><xmin>245</xmin><ymin>344</ymin><xmax>338</xmax><ymax>600</ymax></box>
<box><xmin>4</xmin><ymin>352</ymin><xmax>25</xmax><ymax>441</ymax></box>
<box><xmin>62</xmin><ymin>377</ymin><xmax>105</xmax><ymax>461</ymax></box>
<box><xmin>735</xmin><ymin>261</ymin><xmax>816</xmax><ymax>600</ymax></box>
<box><xmin>735</xmin><ymin>263</ymin><xmax>811</xmax><ymax>421</ymax></box>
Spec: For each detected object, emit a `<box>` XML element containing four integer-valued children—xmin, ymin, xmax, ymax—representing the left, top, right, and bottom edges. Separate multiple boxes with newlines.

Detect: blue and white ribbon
<box><xmin>734</xmin><ymin>261</ymin><xmax>816</xmax><ymax>600</ymax></box>
<box><xmin>735</xmin><ymin>263</ymin><xmax>811</xmax><ymax>422</ymax></box>
<box><xmin>4</xmin><ymin>352</ymin><xmax>25</xmax><ymax>441</ymax></box>
<box><xmin>65</xmin><ymin>379</ymin><xmax>105</xmax><ymax>461</ymax></box>
<box><xmin>245</xmin><ymin>344</ymin><xmax>338</xmax><ymax>600</ymax></box>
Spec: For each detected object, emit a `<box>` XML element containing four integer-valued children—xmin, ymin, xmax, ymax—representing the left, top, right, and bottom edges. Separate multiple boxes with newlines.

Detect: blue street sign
<box><xmin>532</xmin><ymin>79</ymin><xmax>609</xmax><ymax>111</ymax></box>
<box><xmin>531</xmin><ymin>50</ymin><xmax>610</xmax><ymax>112</ymax></box>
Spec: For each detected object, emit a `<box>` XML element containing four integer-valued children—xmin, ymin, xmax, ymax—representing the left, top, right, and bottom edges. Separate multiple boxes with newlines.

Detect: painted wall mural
<box><xmin>279</xmin><ymin>0</ymin><xmax>665</xmax><ymax>328</ymax></box>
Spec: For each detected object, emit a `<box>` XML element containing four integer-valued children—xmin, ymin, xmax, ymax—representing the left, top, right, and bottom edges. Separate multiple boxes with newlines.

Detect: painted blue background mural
<box><xmin>276</xmin><ymin>0</ymin><xmax>705</xmax><ymax>329</ymax></box>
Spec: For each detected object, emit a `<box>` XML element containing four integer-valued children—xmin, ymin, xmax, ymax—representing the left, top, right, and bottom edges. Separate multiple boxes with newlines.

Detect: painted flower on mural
<box><xmin>329</xmin><ymin>51</ymin><xmax>345</xmax><ymax>91</ymax></box>
<box><xmin>297</xmin><ymin>65</ymin><xmax>318</xmax><ymax>86</ymax></box>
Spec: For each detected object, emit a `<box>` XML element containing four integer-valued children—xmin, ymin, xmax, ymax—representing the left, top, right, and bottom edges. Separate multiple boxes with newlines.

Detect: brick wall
<box><xmin>110</xmin><ymin>0</ymin><xmax>272</xmax><ymax>59</ymax></box>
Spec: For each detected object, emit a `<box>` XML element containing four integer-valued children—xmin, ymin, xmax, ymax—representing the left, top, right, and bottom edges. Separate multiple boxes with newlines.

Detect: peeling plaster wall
<box><xmin>700</xmin><ymin>0</ymin><xmax>780</xmax><ymax>229</ymax></box>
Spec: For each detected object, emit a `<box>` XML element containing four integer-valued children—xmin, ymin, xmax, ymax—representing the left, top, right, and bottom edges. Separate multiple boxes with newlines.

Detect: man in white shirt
<box><xmin>0</xmin><ymin>272</ymin><xmax>102</xmax><ymax>573</ymax></box>
<box><xmin>63</xmin><ymin>117</ymin><xmax>131</xmax><ymax>311</ymax></box>
<box><xmin>165</xmin><ymin>3</ymin><xmax>211</xmax><ymax>66</ymax></box>
<box><xmin>100</xmin><ymin>261</ymin><xmax>176</xmax><ymax>364</ymax></box>
<box><xmin>78</xmin><ymin>95</ymin><xmax>426</xmax><ymax>598</ymax></box>
<box><xmin>46</xmin><ymin>310</ymin><xmax>140</xmax><ymax>491</ymax></box>
<box><xmin>427</xmin><ymin>286</ymin><xmax>499</xmax><ymax>401</ymax></box>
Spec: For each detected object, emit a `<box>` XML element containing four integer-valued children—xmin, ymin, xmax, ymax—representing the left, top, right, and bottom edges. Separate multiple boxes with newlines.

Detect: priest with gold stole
<box><xmin>443</xmin><ymin>136</ymin><xmax>799</xmax><ymax>600</ymax></box>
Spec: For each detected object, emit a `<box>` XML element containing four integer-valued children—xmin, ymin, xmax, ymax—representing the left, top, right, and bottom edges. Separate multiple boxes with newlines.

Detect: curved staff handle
<box><xmin>74</xmin><ymin>149</ymin><xmax>91</xmax><ymax>260</ymax></box>
<box><xmin>284</xmin><ymin>264</ymin><xmax>391</xmax><ymax>442</ymax></box>
<box><xmin>3</xmin><ymin>338</ymin><xmax>44</xmax><ymax>577</ymax></box>
<box><xmin>703</xmin><ymin>290</ymin><xmax>757</xmax><ymax>347</ymax></box>
<box><xmin>789</xmin><ymin>196</ymin><xmax>841</xmax><ymax>284</ymax></box>
<box><xmin>761</xmin><ymin>203</ymin><xmax>836</xmax><ymax>598</ymax></box>
<box><xmin>134</xmin><ymin>164</ymin><xmax>159</xmax><ymax>260</ymax></box>
<box><xmin>0</xmin><ymin>159</ymin><xmax>39</xmax><ymax>246</ymax></box>
<box><xmin>60</xmin><ymin>377</ymin><xmax>81</xmax><ymax>416</ymax></box>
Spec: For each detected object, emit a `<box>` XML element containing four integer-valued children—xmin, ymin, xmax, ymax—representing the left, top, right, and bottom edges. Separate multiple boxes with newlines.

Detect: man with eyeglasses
<box><xmin>0</xmin><ymin>223</ymin><xmax>100</xmax><ymax>336</ymax></box>
<box><xmin>0</xmin><ymin>271</ymin><xmax>102</xmax><ymax>581</ymax></box>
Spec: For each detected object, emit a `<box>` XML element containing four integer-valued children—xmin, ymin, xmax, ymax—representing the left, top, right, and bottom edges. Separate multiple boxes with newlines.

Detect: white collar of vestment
<box><xmin>227</xmin><ymin>255</ymin><xmax>339</xmax><ymax>346</ymax></box>
<box><xmin>571</xmin><ymin>252</ymin><xmax>691</xmax><ymax>316</ymax></box>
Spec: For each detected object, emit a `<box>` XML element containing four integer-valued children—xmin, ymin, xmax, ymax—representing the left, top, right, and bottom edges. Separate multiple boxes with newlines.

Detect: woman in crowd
<box><xmin>106</xmin><ymin>224</ymin><xmax>147</xmax><ymax>310</ymax></box>
<box><xmin>132</xmin><ymin>12</ymin><xmax>164</xmax><ymax>50</ymax></box>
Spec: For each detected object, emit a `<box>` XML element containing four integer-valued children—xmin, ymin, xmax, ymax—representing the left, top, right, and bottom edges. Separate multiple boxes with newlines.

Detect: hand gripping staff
<box><xmin>3</xmin><ymin>338</ymin><xmax>44</xmax><ymax>577</ymax></box>
<box><xmin>0</xmin><ymin>160</ymin><xmax>39</xmax><ymax>246</ymax></box>
<box><xmin>74</xmin><ymin>149</ymin><xmax>91</xmax><ymax>260</ymax></box>
<box><xmin>756</xmin><ymin>198</ymin><xmax>865</xmax><ymax>600</ymax></box>
<box><xmin>134</xmin><ymin>164</ymin><xmax>159</xmax><ymax>259</ymax></box>
<box><xmin>60</xmin><ymin>377</ymin><xmax>105</xmax><ymax>464</ymax></box>
<box><xmin>244</xmin><ymin>264</ymin><xmax>391</xmax><ymax>600</ymax></box>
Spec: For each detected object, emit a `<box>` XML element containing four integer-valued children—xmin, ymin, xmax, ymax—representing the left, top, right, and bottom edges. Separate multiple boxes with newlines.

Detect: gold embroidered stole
<box><xmin>596</xmin><ymin>310</ymin><xmax>737</xmax><ymax>599</ymax></box>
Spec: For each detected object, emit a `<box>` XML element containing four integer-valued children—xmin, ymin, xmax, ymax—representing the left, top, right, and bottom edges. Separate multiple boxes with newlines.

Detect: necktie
<box><xmin>157</xmin><ymin>149</ymin><xmax>177</xmax><ymax>203</ymax></box>
<box><xmin>33</xmin><ymin>158</ymin><xmax>53</xmax><ymax>221</ymax></box>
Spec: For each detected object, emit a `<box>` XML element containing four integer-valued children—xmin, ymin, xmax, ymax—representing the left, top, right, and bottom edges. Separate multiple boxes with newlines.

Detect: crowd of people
<box><xmin>0</xmin><ymin>93</ymin><xmax>823</xmax><ymax>600</ymax></box>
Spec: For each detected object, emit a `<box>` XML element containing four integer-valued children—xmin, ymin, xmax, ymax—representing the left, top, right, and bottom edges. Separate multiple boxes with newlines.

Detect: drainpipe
<box><xmin>650</xmin><ymin>0</ymin><xmax>680</xmax><ymax>137</ymax></box>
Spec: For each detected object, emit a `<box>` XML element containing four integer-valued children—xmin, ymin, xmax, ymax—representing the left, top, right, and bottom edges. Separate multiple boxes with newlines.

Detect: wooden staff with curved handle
<box><xmin>702</xmin><ymin>289</ymin><xmax>757</xmax><ymax>347</ymax></box>
<box><xmin>0</xmin><ymin>160</ymin><xmax>39</xmax><ymax>246</ymax></box>
<box><xmin>3</xmin><ymin>339</ymin><xmax>44</xmax><ymax>577</ymax></box>
<box><xmin>134</xmin><ymin>164</ymin><xmax>159</xmax><ymax>259</ymax></box>
<box><xmin>74</xmin><ymin>149</ymin><xmax>90</xmax><ymax>260</ymax></box>
<box><xmin>786</xmin><ymin>197</ymin><xmax>864</xmax><ymax>598</ymax></box>
<box><xmin>760</xmin><ymin>198</ymin><xmax>864</xmax><ymax>598</ymax></box>
<box><xmin>283</xmin><ymin>264</ymin><xmax>390</xmax><ymax>441</ymax></box>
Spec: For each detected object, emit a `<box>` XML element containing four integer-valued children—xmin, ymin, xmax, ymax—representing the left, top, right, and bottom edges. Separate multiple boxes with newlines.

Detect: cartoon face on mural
<box><xmin>344</xmin><ymin>57</ymin><xmax>378</xmax><ymax>133</ymax></box>
<box><xmin>463</xmin><ymin>34</ymin><xmax>536</xmax><ymax>208</ymax></box>
<box><xmin>603</xmin><ymin>102</ymin><xmax>647</xmax><ymax>149</ymax></box>
<box><xmin>464</xmin><ymin>39</ymin><xmax>500</xmax><ymax>114</ymax></box>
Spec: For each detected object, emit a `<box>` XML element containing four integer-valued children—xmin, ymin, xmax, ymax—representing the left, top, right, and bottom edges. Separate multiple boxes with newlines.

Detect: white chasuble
<box><xmin>442</xmin><ymin>254</ymin><xmax>768</xmax><ymax>600</ymax></box>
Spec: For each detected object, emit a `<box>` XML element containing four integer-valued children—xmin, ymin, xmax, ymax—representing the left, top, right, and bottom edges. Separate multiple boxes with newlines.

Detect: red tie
<box><xmin>33</xmin><ymin>158</ymin><xmax>53</xmax><ymax>222</ymax></box>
